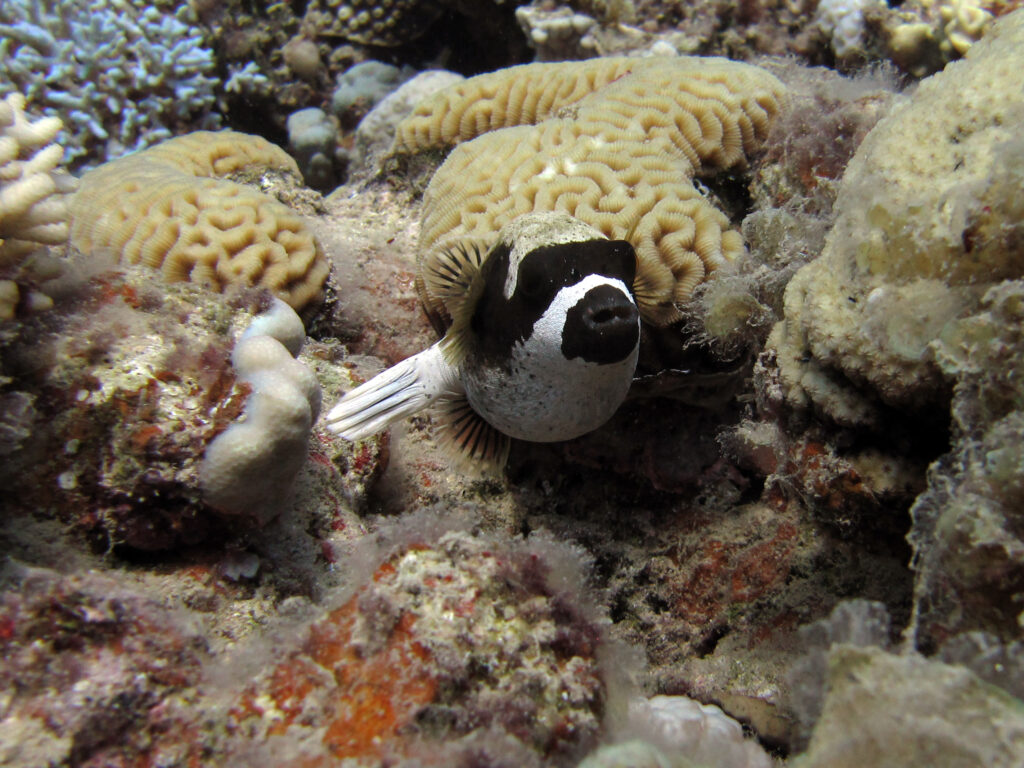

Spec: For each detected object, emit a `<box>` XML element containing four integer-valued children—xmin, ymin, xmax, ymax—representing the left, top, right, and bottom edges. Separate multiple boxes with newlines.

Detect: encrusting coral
<box><xmin>0</xmin><ymin>91</ymin><xmax>74</xmax><ymax>319</ymax></box>
<box><xmin>223</xmin><ymin>511</ymin><xmax>637</xmax><ymax>766</ymax></box>
<box><xmin>393</xmin><ymin>56</ymin><xmax>786</xmax><ymax>327</ymax></box>
<box><xmin>68</xmin><ymin>131</ymin><xmax>330</xmax><ymax>312</ymax></box>
<box><xmin>765</xmin><ymin>9</ymin><xmax>1024</xmax><ymax>428</ymax></box>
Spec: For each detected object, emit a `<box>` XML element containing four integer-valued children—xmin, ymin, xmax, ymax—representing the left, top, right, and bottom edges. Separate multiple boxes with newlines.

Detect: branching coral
<box><xmin>0</xmin><ymin>0</ymin><xmax>220</xmax><ymax>169</ymax></box>
<box><xmin>0</xmin><ymin>91</ymin><xmax>74</xmax><ymax>319</ymax></box>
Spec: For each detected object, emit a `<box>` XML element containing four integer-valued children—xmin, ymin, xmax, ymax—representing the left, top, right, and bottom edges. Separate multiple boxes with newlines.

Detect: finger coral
<box><xmin>68</xmin><ymin>131</ymin><xmax>330</xmax><ymax>312</ymax></box>
<box><xmin>0</xmin><ymin>91</ymin><xmax>74</xmax><ymax>319</ymax></box>
<box><xmin>394</xmin><ymin>56</ymin><xmax>786</xmax><ymax>326</ymax></box>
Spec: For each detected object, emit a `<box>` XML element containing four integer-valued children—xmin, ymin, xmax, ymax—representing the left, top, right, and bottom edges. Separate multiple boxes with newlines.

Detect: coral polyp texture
<box><xmin>394</xmin><ymin>56</ymin><xmax>786</xmax><ymax>327</ymax></box>
<box><xmin>765</xmin><ymin>9</ymin><xmax>1024</xmax><ymax>428</ymax></box>
<box><xmin>0</xmin><ymin>0</ymin><xmax>219</xmax><ymax>169</ymax></box>
<box><xmin>0</xmin><ymin>91</ymin><xmax>74</xmax><ymax>319</ymax></box>
<box><xmin>68</xmin><ymin>131</ymin><xmax>330</xmax><ymax>312</ymax></box>
<box><xmin>304</xmin><ymin>0</ymin><xmax>446</xmax><ymax>46</ymax></box>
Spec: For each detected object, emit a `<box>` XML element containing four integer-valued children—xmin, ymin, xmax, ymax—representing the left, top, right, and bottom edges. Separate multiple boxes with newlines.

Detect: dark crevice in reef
<box><xmin>385</xmin><ymin>5</ymin><xmax>532</xmax><ymax>77</ymax></box>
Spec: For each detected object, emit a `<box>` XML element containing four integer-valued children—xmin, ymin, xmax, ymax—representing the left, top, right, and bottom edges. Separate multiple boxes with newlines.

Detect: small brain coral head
<box><xmin>395</xmin><ymin>56</ymin><xmax>786</xmax><ymax>327</ymax></box>
<box><xmin>325</xmin><ymin>213</ymin><xmax>640</xmax><ymax>468</ymax></box>
<box><xmin>68</xmin><ymin>131</ymin><xmax>330</xmax><ymax>312</ymax></box>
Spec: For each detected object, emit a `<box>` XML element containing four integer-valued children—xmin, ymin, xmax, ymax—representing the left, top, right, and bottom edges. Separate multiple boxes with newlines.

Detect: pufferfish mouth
<box><xmin>561</xmin><ymin>283</ymin><xmax>640</xmax><ymax>364</ymax></box>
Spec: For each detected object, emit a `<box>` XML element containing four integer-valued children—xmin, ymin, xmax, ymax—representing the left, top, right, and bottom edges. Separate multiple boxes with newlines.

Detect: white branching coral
<box><xmin>0</xmin><ymin>91</ymin><xmax>74</xmax><ymax>319</ymax></box>
<box><xmin>0</xmin><ymin>0</ymin><xmax>220</xmax><ymax>169</ymax></box>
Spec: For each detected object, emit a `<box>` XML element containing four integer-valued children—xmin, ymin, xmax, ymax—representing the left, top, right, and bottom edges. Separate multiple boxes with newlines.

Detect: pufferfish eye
<box><xmin>515</xmin><ymin>239</ymin><xmax>638</xmax><ymax>307</ymax></box>
<box><xmin>517</xmin><ymin>262</ymin><xmax>550</xmax><ymax>304</ymax></box>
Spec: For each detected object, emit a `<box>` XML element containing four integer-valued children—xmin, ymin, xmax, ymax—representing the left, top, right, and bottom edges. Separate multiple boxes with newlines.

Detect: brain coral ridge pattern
<box><xmin>69</xmin><ymin>132</ymin><xmax>330</xmax><ymax>311</ymax></box>
<box><xmin>396</xmin><ymin>56</ymin><xmax>786</xmax><ymax>327</ymax></box>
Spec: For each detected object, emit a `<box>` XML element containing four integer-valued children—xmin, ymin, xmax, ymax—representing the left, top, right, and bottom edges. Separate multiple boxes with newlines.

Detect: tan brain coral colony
<box><xmin>766</xmin><ymin>9</ymin><xmax>1024</xmax><ymax>427</ymax></box>
<box><xmin>395</xmin><ymin>56</ymin><xmax>786</xmax><ymax>327</ymax></box>
<box><xmin>69</xmin><ymin>131</ymin><xmax>330</xmax><ymax>312</ymax></box>
<box><xmin>0</xmin><ymin>92</ymin><xmax>75</xmax><ymax>319</ymax></box>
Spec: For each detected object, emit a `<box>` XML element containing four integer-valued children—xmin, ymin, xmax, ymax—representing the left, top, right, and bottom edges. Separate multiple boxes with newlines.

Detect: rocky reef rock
<box><xmin>765</xmin><ymin>10</ymin><xmax>1024</xmax><ymax>429</ymax></box>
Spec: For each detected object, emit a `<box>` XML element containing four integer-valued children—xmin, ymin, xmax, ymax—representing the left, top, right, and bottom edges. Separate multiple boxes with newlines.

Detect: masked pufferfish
<box><xmin>325</xmin><ymin>212</ymin><xmax>643</xmax><ymax>468</ymax></box>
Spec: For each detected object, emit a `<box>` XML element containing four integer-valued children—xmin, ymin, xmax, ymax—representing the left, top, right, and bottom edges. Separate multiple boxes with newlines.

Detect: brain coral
<box><xmin>0</xmin><ymin>91</ymin><xmax>74</xmax><ymax>319</ymax></box>
<box><xmin>68</xmin><ymin>131</ymin><xmax>330</xmax><ymax>312</ymax></box>
<box><xmin>394</xmin><ymin>57</ymin><xmax>785</xmax><ymax>327</ymax></box>
<box><xmin>765</xmin><ymin>9</ymin><xmax>1024</xmax><ymax>427</ymax></box>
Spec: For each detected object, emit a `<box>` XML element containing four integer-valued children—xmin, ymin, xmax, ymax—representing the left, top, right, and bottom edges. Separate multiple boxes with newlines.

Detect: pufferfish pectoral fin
<box><xmin>324</xmin><ymin>342</ymin><xmax>462</xmax><ymax>441</ymax></box>
<box><xmin>435</xmin><ymin>395</ymin><xmax>511</xmax><ymax>471</ymax></box>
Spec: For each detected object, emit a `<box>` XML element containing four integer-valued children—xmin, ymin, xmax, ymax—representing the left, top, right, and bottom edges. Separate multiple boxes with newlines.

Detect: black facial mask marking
<box><xmin>470</xmin><ymin>239</ymin><xmax>638</xmax><ymax>365</ymax></box>
<box><xmin>561</xmin><ymin>284</ymin><xmax>640</xmax><ymax>364</ymax></box>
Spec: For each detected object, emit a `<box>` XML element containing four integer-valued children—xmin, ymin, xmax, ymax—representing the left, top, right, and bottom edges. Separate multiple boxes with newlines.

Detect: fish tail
<box><xmin>324</xmin><ymin>343</ymin><xmax>462</xmax><ymax>440</ymax></box>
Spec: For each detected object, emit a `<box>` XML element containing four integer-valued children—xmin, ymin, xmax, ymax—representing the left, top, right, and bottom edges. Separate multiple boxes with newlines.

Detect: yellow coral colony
<box><xmin>395</xmin><ymin>57</ymin><xmax>786</xmax><ymax>327</ymax></box>
<box><xmin>0</xmin><ymin>92</ymin><xmax>74</xmax><ymax>319</ymax></box>
<box><xmin>69</xmin><ymin>131</ymin><xmax>330</xmax><ymax>311</ymax></box>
